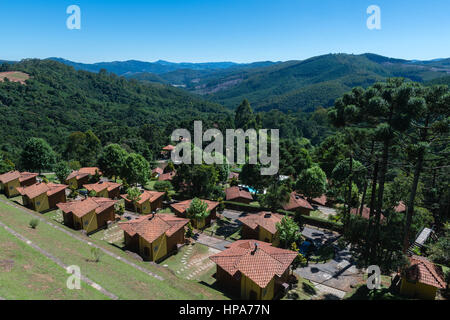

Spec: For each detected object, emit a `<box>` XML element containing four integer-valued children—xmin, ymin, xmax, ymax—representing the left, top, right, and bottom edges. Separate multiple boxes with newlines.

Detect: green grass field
<box><xmin>0</xmin><ymin>199</ymin><xmax>228</xmax><ymax>300</ymax></box>
<box><xmin>0</xmin><ymin>230</ymin><xmax>108</xmax><ymax>300</ymax></box>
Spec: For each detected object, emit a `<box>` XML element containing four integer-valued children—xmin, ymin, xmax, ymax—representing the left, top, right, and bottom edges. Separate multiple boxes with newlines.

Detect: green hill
<box><xmin>0</xmin><ymin>59</ymin><xmax>231</xmax><ymax>163</ymax></box>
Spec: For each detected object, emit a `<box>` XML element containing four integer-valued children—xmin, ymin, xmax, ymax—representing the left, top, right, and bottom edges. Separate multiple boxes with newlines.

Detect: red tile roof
<box><xmin>170</xmin><ymin>199</ymin><xmax>219</xmax><ymax>215</ymax></box>
<box><xmin>84</xmin><ymin>181</ymin><xmax>121</xmax><ymax>193</ymax></box>
<box><xmin>210</xmin><ymin>240</ymin><xmax>297</xmax><ymax>288</ymax></box>
<box><xmin>158</xmin><ymin>171</ymin><xmax>176</xmax><ymax>181</ymax></box>
<box><xmin>395</xmin><ymin>201</ymin><xmax>406</xmax><ymax>213</ymax></box>
<box><xmin>162</xmin><ymin>145</ymin><xmax>175</xmax><ymax>151</ymax></box>
<box><xmin>404</xmin><ymin>255</ymin><xmax>446</xmax><ymax>289</ymax></box>
<box><xmin>120</xmin><ymin>190</ymin><xmax>165</xmax><ymax>205</ymax></box>
<box><xmin>0</xmin><ymin>171</ymin><xmax>20</xmax><ymax>184</ymax></box>
<box><xmin>350</xmin><ymin>206</ymin><xmax>386</xmax><ymax>222</ymax></box>
<box><xmin>57</xmin><ymin>197</ymin><xmax>117</xmax><ymax>218</ymax></box>
<box><xmin>283</xmin><ymin>192</ymin><xmax>314</xmax><ymax>211</ymax></box>
<box><xmin>66</xmin><ymin>167</ymin><xmax>101</xmax><ymax>181</ymax></box>
<box><xmin>228</xmin><ymin>172</ymin><xmax>239</xmax><ymax>180</ymax></box>
<box><xmin>119</xmin><ymin>214</ymin><xmax>189</xmax><ymax>244</ymax></box>
<box><xmin>226</xmin><ymin>186</ymin><xmax>253</xmax><ymax>202</ymax></box>
<box><xmin>17</xmin><ymin>182</ymin><xmax>67</xmax><ymax>199</ymax></box>
<box><xmin>311</xmin><ymin>194</ymin><xmax>327</xmax><ymax>206</ymax></box>
<box><xmin>152</xmin><ymin>167</ymin><xmax>164</xmax><ymax>175</ymax></box>
<box><xmin>238</xmin><ymin>212</ymin><xmax>283</xmax><ymax>235</ymax></box>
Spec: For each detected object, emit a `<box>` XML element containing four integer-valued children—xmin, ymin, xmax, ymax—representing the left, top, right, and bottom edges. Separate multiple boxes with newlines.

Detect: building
<box><xmin>121</xmin><ymin>190</ymin><xmax>165</xmax><ymax>214</ymax></box>
<box><xmin>65</xmin><ymin>167</ymin><xmax>102</xmax><ymax>189</ymax></box>
<box><xmin>228</xmin><ymin>172</ymin><xmax>239</xmax><ymax>181</ymax></box>
<box><xmin>161</xmin><ymin>145</ymin><xmax>175</xmax><ymax>159</ymax></box>
<box><xmin>83</xmin><ymin>181</ymin><xmax>122</xmax><ymax>199</ymax></box>
<box><xmin>238</xmin><ymin>212</ymin><xmax>283</xmax><ymax>246</ymax></box>
<box><xmin>210</xmin><ymin>240</ymin><xmax>297</xmax><ymax>300</ymax></box>
<box><xmin>151</xmin><ymin>167</ymin><xmax>164</xmax><ymax>178</ymax></box>
<box><xmin>170</xmin><ymin>199</ymin><xmax>219</xmax><ymax>229</ymax></box>
<box><xmin>226</xmin><ymin>186</ymin><xmax>253</xmax><ymax>204</ymax></box>
<box><xmin>283</xmin><ymin>192</ymin><xmax>314</xmax><ymax>216</ymax></box>
<box><xmin>57</xmin><ymin>197</ymin><xmax>117</xmax><ymax>234</ymax></box>
<box><xmin>119</xmin><ymin>214</ymin><xmax>189</xmax><ymax>262</ymax></box>
<box><xmin>395</xmin><ymin>201</ymin><xmax>407</xmax><ymax>213</ymax></box>
<box><xmin>400</xmin><ymin>255</ymin><xmax>446</xmax><ymax>300</ymax></box>
<box><xmin>158</xmin><ymin>171</ymin><xmax>176</xmax><ymax>182</ymax></box>
<box><xmin>308</xmin><ymin>194</ymin><xmax>328</xmax><ymax>207</ymax></box>
<box><xmin>0</xmin><ymin>171</ymin><xmax>38</xmax><ymax>198</ymax></box>
<box><xmin>350</xmin><ymin>206</ymin><xmax>386</xmax><ymax>222</ymax></box>
<box><xmin>17</xmin><ymin>182</ymin><xmax>67</xmax><ymax>212</ymax></box>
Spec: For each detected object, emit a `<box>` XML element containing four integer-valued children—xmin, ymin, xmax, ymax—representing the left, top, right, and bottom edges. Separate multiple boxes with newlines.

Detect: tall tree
<box><xmin>276</xmin><ymin>216</ymin><xmax>302</xmax><ymax>249</ymax></box>
<box><xmin>122</xmin><ymin>153</ymin><xmax>150</xmax><ymax>186</ymax></box>
<box><xmin>20</xmin><ymin>138</ymin><xmax>56</xmax><ymax>174</ymax></box>
<box><xmin>98</xmin><ymin>144</ymin><xmax>128</xmax><ymax>181</ymax></box>
<box><xmin>295</xmin><ymin>165</ymin><xmax>327</xmax><ymax>199</ymax></box>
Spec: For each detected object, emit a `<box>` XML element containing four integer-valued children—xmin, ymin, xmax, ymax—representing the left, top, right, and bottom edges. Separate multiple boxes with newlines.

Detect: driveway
<box><xmin>221</xmin><ymin>209</ymin><xmax>247</xmax><ymax>223</ymax></box>
<box><xmin>302</xmin><ymin>226</ymin><xmax>340</xmax><ymax>248</ymax></box>
<box><xmin>193</xmin><ymin>233</ymin><xmax>232</xmax><ymax>251</ymax></box>
<box><xmin>315</xmin><ymin>205</ymin><xmax>337</xmax><ymax>217</ymax></box>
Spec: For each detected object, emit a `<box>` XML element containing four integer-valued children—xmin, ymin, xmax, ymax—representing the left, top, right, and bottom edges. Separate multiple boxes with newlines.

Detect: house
<box><xmin>350</xmin><ymin>206</ymin><xmax>386</xmax><ymax>222</ymax></box>
<box><xmin>308</xmin><ymin>194</ymin><xmax>328</xmax><ymax>207</ymax></box>
<box><xmin>210</xmin><ymin>240</ymin><xmax>297</xmax><ymax>300</ymax></box>
<box><xmin>158</xmin><ymin>171</ymin><xmax>176</xmax><ymax>182</ymax></box>
<box><xmin>161</xmin><ymin>145</ymin><xmax>175</xmax><ymax>159</ymax></box>
<box><xmin>283</xmin><ymin>192</ymin><xmax>314</xmax><ymax>216</ymax></box>
<box><xmin>226</xmin><ymin>186</ymin><xmax>253</xmax><ymax>204</ymax></box>
<box><xmin>57</xmin><ymin>197</ymin><xmax>117</xmax><ymax>234</ymax></box>
<box><xmin>120</xmin><ymin>190</ymin><xmax>165</xmax><ymax>214</ymax></box>
<box><xmin>170</xmin><ymin>199</ymin><xmax>219</xmax><ymax>229</ymax></box>
<box><xmin>17</xmin><ymin>182</ymin><xmax>67</xmax><ymax>213</ymax></box>
<box><xmin>400</xmin><ymin>255</ymin><xmax>446</xmax><ymax>300</ymax></box>
<box><xmin>151</xmin><ymin>167</ymin><xmax>164</xmax><ymax>178</ymax></box>
<box><xmin>228</xmin><ymin>172</ymin><xmax>239</xmax><ymax>181</ymax></box>
<box><xmin>0</xmin><ymin>171</ymin><xmax>38</xmax><ymax>198</ymax></box>
<box><xmin>119</xmin><ymin>214</ymin><xmax>189</xmax><ymax>262</ymax></box>
<box><xmin>238</xmin><ymin>212</ymin><xmax>283</xmax><ymax>246</ymax></box>
<box><xmin>65</xmin><ymin>167</ymin><xmax>101</xmax><ymax>189</ymax></box>
<box><xmin>83</xmin><ymin>181</ymin><xmax>122</xmax><ymax>199</ymax></box>
<box><xmin>395</xmin><ymin>201</ymin><xmax>407</xmax><ymax>213</ymax></box>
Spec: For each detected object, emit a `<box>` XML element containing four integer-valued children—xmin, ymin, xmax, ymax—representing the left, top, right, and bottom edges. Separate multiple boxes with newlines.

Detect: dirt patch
<box><xmin>0</xmin><ymin>71</ymin><xmax>30</xmax><ymax>84</ymax></box>
<box><xmin>0</xmin><ymin>259</ymin><xmax>14</xmax><ymax>272</ymax></box>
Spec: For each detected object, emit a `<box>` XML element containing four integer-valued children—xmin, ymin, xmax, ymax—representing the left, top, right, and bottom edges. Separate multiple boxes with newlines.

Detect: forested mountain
<box><xmin>200</xmin><ymin>53</ymin><xmax>450</xmax><ymax>112</ymax></box>
<box><xmin>0</xmin><ymin>59</ymin><xmax>233</xmax><ymax>164</ymax></box>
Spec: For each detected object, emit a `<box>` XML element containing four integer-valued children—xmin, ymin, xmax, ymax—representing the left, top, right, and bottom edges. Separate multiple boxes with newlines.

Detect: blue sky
<box><xmin>1</xmin><ymin>0</ymin><xmax>449</xmax><ymax>63</ymax></box>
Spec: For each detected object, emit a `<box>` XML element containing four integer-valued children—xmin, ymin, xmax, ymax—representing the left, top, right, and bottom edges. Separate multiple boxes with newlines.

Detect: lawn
<box><xmin>344</xmin><ymin>274</ymin><xmax>406</xmax><ymax>300</ymax></box>
<box><xmin>0</xmin><ymin>199</ymin><xmax>227</xmax><ymax>300</ymax></box>
<box><xmin>203</xmin><ymin>217</ymin><xmax>241</xmax><ymax>241</ymax></box>
<box><xmin>0</xmin><ymin>228</ymin><xmax>108</xmax><ymax>300</ymax></box>
<box><xmin>282</xmin><ymin>275</ymin><xmax>317</xmax><ymax>300</ymax></box>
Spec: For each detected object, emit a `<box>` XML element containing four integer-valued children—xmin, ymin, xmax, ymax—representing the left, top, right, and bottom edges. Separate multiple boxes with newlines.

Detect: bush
<box><xmin>154</xmin><ymin>181</ymin><xmax>173</xmax><ymax>192</ymax></box>
<box><xmin>29</xmin><ymin>218</ymin><xmax>39</xmax><ymax>229</ymax></box>
<box><xmin>90</xmin><ymin>247</ymin><xmax>103</xmax><ymax>262</ymax></box>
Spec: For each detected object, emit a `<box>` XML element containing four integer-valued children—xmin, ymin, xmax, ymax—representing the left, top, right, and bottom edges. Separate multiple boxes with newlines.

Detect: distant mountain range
<box><xmin>4</xmin><ymin>54</ymin><xmax>450</xmax><ymax>113</ymax></box>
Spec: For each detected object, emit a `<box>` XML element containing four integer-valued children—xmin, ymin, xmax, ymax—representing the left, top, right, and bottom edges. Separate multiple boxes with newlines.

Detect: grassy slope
<box><xmin>0</xmin><ymin>198</ymin><xmax>228</xmax><ymax>300</ymax></box>
<box><xmin>0</xmin><ymin>230</ymin><xmax>108</xmax><ymax>300</ymax></box>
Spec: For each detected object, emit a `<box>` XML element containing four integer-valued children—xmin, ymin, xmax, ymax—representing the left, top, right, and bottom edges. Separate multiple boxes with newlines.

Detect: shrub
<box><xmin>29</xmin><ymin>218</ymin><xmax>39</xmax><ymax>229</ymax></box>
<box><xmin>154</xmin><ymin>181</ymin><xmax>173</xmax><ymax>192</ymax></box>
<box><xmin>90</xmin><ymin>247</ymin><xmax>103</xmax><ymax>262</ymax></box>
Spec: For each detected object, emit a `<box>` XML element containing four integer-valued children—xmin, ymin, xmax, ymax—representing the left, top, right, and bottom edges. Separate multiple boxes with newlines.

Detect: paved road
<box><xmin>0</xmin><ymin>220</ymin><xmax>118</xmax><ymax>300</ymax></box>
<box><xmin>302</xmin><ymin>226</ymin><xmax>340</xmax><ymax>248</ymax></box>
<box><xmin>193</xmin><ymin>233</ymin><xmax>232</xmax><ymax>251</ymax></box>
<box><xmin>316</xmin><ymin>205</ymin><xmax>337</xmax><ymax>217</ymax></box>
<box><xmin>221</xmin><ymin>209</ymin><xmax>247</xmax><ymax>222</ymax></box>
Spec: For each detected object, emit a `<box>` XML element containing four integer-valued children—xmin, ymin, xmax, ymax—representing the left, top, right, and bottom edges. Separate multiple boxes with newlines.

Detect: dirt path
<box><xmin>0</xmin><ymin>220</ymin><xmax>118</xmax><ymax>300</ymax></box>
<box><xmin>0</xmin><ymin>198</ymin><xmax>164</xmax><ymax>282</ymax></box>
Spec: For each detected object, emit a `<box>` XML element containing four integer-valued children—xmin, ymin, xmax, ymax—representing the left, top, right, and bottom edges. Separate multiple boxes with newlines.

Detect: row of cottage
<box><xmin>0</xmin><ymin>168</ymin><xmax>445</xmax><ymax>300</ymax></box>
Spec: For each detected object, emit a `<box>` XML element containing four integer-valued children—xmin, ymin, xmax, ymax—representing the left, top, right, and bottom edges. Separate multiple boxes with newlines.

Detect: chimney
<box><xmin>251</xmin><ymin>243</ymin><xmax>258</xmax><ymax>255</ymax></box>
<box><xmin>264</xmin><ymin>212</ymin><xmax>272</xmax><ymax>218</ymax></box>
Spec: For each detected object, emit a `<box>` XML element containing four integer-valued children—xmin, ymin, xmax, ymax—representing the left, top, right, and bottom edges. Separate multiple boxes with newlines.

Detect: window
<box><xmin>36</xmin><ymin>201</ymin><xmax>41</xmax><ymax>206</ymax></box>
<box><xmin>154</xmin><ymin>245</ymin><xmax>159</xmax><ymax>252</ymax></box>
<box><xmin>9</xmin><ymin>186</ymin><xmax>13</xmax><ymax>190</ymax></box>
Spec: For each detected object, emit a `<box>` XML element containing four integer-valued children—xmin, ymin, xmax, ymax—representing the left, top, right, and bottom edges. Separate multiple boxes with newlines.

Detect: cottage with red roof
<box><xmin>119</xmin><ymin>214</ymin><xmax>189</xmax><ymax>262</ymax></box>
<box><xmin>226</xmin><ymin>186</ymin><xmax>253</xmax><ymax>204</ymax></box>
<box><xmin>400</xmin><ymin>255</ymin><xmax>446</xmax><ymax>300</ymax></box>
<box><xmin>57</xmin><ymin>197</ymin><xmax>117</xmax><ymax>234</ymax></box>
<box><xmin>120</xmin><ymin>190</ymin><xmax>165</xmax><ymax>214</ymax></box>
<box><xmin>17</xmin><ymin>182</ymin><xmax>67</xmax><ymax>212</ymax></box>
<box><xmin>65</xmin><ymin>167</ymin><xmax>101</xmax><ymax>189</ymax></box>
<box><xmin>210</xmin><ymin>240</ymin><xmax>297</xmax><ymax>300</ymax></box>
<box><xmin>350</xmin><ymin>206</ymin><xmax>386</xmax><ymax>222</ymax></box>
<box><xmin>151</xmin><ymin>167</ymin><xmax>164</xmax><ymax>178</ymax></box>
<box><xmin>0</xmin><ymin>171</ymin><xmax>38</xmax><ymax>198</ymax></box>
<box><xmin>84</xmin><ymin>181</ymin><xmax>122</xmax><ymax>199</ymax></box>
<box><xmin>283</xmin><ymin>192</ymin><xmax>314</xmax><ymax>216</ymax></box>
<box><xmin>170</xmin><ymin>199</ymin><xmax>219</xmax><ymax>229</ymax></box>
<box><xmin>238</xmin><ymin>212</ymin><xmax>283</xmax><ymax>246</ymax></box>
<box><xmin>158</xmin><ymin>171</ymin><xmax>176</xmax><ymax>182</ymax></box>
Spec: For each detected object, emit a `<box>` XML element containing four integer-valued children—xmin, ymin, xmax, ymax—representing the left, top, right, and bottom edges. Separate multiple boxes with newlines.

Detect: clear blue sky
<box><xmin>1</xmin><ymin>0</ymin><xmax>449</xmax><ymax>63</ymax></box>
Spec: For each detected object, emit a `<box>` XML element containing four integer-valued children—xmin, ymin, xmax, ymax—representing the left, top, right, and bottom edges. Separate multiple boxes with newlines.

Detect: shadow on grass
<box><xmin>199</xmin><ymin>280</ymin><xmax>237</xmax><ymax>300</ymax></box>
<box><xmin>302</xmin><ymin>282</ymin><xmax>317</xmax><ymax>296</ymax></box>
<box><xmin>345</xmin><ymin>285</ymin><xmax>406</xmax><ymax>300</ymax></box>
